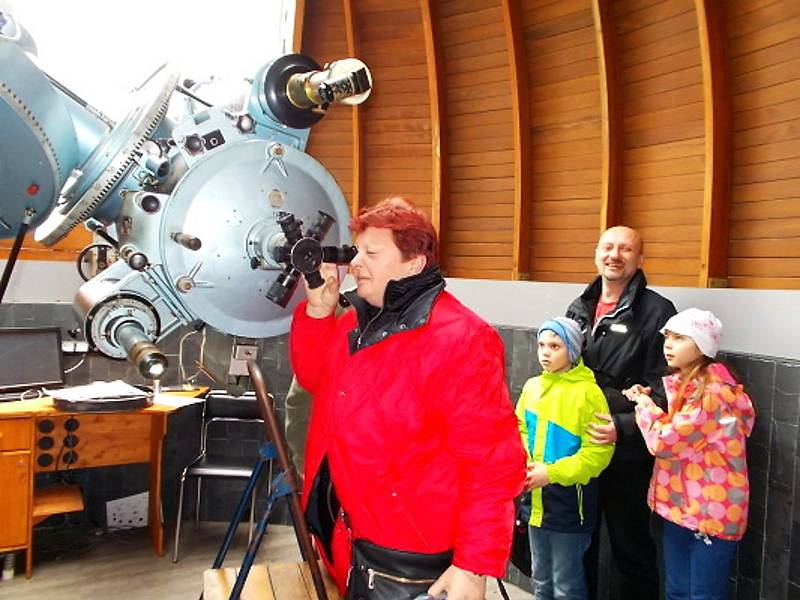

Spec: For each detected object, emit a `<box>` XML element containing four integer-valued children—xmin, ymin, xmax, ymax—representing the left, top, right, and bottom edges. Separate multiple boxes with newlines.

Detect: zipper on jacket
<box><xmin>342</xmin><ymin>508</ymin><xmax>355</xmax><ymax>589</ymax></box>
<box><xmin>591</xmin><ymin>301</ymin><xmax>629</xmax><ymax>336</ymax></box>
<box><xmin>357</xmin><ymin>308</ymin><xmax>385</xmax><ymax>349</ymax></box>
<box><xmin>577</xmin><ymin>484</ymin><xmax>585</xmax><ymax>526</ymax></box>
<box><xmin>366</xmin><ymin>567</ymin><xmax>437</xmax><ymax>589</ymax></box>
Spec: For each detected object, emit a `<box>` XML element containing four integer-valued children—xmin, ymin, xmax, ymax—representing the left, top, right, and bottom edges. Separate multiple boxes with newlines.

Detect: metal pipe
<box><xmin>114</xmin><ymin>321</ymin><xmax>168</xmax><ymax>379</ymax></box>
<box><xmin>0</xmin><ymin>208</ymin><xmax>33</xmax><ymax>303</ymax></box>
<box><xmin>247</xmin><ymin>359</ymin><xmax>328</xmax><ymax>600</ymax></box>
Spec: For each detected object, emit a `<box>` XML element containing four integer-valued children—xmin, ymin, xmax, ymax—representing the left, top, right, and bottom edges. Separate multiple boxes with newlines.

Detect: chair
<box><xmin>172</xmin><ymin>390</ymin><xmax>272</xmax><ymax>563</ymax></box>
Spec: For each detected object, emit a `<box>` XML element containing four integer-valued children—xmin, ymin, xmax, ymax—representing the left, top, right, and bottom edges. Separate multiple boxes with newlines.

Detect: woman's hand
<box><xmin>428</xmin><ymin>565</ymin><xmax>486</xmax><ymax>600</ymax></box>
<box><xmin>304</xmin><ymin>263</ymin><xmax>340</xmax><ymax>318</ymax></box>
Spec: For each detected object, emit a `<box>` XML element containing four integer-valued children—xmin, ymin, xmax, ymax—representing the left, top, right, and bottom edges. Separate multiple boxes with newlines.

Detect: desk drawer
<box><xmin>34</xmin><ymin>413</ymin><xmax>153</xmax><ymax>471</ymax></box>
<box><xmin>0</xmin><ymin>418</ymin><xmax>32</xmax><ymax>451</ymax></box>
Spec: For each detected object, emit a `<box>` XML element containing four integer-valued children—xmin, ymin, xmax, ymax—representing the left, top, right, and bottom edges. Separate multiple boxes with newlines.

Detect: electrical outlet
<box><xmin>106</xmin><ymin>492</ymin><xmax>149</xmax><ymax>529</ymax></box>
<box><xmin>61</xmin><ymin>340</ymin><xmax>90</xmax><ymax>353</ymax></box>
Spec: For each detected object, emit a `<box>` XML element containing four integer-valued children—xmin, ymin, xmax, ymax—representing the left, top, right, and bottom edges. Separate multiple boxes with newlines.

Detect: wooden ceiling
<box><xmin>4</xmin><ymin>0</ymin><xmax>798</xmax><ymax>290</ymax></box>
<box><xmin>299</xmin><ymin>0</ymin><xmax>800</xmax><ymax>289</ymax></box>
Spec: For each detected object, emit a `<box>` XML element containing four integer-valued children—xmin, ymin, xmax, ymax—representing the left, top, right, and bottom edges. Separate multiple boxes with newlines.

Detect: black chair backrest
<box><xmin>205</xmin><ymin>391</ymin><xmax>262</xmax><ymax>420</ymax></box>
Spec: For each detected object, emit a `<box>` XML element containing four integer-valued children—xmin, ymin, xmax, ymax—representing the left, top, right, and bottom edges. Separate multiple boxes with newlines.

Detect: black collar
<box><xmin>345</xmin><ymin>267</ymin><xmax>445</xmax><ymax>353</ymax></box>
<box><xmin>581</xmin><ymin>269</ymin><xmax>648</xmax><ymax>314</ymax></box>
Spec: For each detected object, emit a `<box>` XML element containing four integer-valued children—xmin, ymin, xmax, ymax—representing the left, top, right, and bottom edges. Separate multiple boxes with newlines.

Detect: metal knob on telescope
<box><xmin>171</xmin><ymin>232</ymin><xmax>202</xmax><ymax>251</ymax></box>
<box><xmin>266</xmin><ymin>269</ymin><xmax>301</xmax><ymax>308</ymax></box>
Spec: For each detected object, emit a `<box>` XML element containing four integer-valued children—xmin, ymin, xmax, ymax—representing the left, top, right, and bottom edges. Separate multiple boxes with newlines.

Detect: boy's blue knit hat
<box><xmin>537</xmin><ymin>317</ymin><xmax>584</xmax><ymax>364</ymax></box>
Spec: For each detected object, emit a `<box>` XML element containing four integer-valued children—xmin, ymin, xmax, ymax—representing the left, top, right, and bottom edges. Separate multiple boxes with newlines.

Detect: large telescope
<box><xmin>0</xmin><ymin>9</ymin><xmax>371</xmax><ymax>379</ymax></box>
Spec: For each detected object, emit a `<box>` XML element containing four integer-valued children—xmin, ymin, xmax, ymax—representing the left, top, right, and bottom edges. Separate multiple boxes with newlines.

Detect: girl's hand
<box><xmin>623</xmin><ymin>384</ymin><xmax>652</xmax><ymax>402</ymax></box>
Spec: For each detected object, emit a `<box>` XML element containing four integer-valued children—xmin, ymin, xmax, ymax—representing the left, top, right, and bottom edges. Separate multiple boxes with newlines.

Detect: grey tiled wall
<box><xmin>2</xmin><ymin>305</ymin><xmax>799</xmax><ymax>599</ymax></box>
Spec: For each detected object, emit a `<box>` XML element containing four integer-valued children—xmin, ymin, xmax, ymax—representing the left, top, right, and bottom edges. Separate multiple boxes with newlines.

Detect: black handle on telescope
<box><xmin>0</xmin><ymin>208</ymin><xmax>34</xmax><ymax>303</ymax></box>
<box><xmin>265</xmin><ymin>211</ymin><xmax>355</xmax><ymax>306</ymax></box>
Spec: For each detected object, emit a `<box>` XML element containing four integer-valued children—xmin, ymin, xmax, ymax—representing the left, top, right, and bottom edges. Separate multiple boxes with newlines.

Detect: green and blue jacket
<box><xmin>516</xmin><ymin>360</ymin><xmax>614</xmax><ymax>533</ymax></box>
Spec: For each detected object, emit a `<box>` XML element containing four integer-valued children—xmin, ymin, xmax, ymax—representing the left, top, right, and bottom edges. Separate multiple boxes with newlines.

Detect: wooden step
<box><xmin>204</xmin><ymin>561</ymin><xmax>341</xmax><ymax>600</ymax></box>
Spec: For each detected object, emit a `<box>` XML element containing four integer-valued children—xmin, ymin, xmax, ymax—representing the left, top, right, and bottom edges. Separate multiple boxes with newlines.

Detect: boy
<box><xmin>516</xmin><ymin>317</ymin><xmax>614</xmax><ymax>600</ymax></box>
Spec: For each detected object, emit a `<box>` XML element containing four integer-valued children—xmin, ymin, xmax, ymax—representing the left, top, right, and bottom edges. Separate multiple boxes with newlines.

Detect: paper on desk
<box><xmin>45</xmin><ymin>380</ymin><xmax>149</xmax><ymax>402</ymax></box>
<box><xmin>151</xmin><ymin>392</ymin><xmax>205</xmax><ymax>408</ymax></box>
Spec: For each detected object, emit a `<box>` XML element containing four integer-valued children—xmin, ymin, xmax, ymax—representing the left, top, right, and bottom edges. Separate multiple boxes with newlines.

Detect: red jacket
<box><xmin>291</xmin><ymin>290</ymin><xmax>525</xmax><ymax>590</ymax></box>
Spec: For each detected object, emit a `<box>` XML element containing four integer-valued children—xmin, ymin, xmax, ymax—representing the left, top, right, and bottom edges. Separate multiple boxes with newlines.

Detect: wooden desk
<box><xmin>0</xmin><ymin>389</ymin><xmax>205</xmax><ymax>578</ymax></box>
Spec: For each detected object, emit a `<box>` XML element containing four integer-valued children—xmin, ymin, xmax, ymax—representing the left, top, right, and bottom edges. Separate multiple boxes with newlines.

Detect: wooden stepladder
<box><xmin>204</xmin><ymin>562</ymin><xmax>340</xmax><ymax>600</ymax></box>
<box><xmin>201</xmin><ymin>361</ymin><xmax>340</xmax><ymax>600</ymax></box>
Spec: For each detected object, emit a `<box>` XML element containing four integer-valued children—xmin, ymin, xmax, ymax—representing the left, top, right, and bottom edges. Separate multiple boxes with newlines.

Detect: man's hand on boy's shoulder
<box><xmin>587</xmin><ymin>413</ymin><xmax>617</xmax><ymax>444</ymax></box>
<box><xmin>524</xmin><ymin>462</ymin><xmax>550</xmax><ymax>491</ymax></box>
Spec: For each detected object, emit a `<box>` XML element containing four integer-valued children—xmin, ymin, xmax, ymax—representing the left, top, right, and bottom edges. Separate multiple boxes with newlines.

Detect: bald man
<box><xmin>566</xmin><ymin>226</ymin><xmax>676</xmax><ymax>600</ymax></box>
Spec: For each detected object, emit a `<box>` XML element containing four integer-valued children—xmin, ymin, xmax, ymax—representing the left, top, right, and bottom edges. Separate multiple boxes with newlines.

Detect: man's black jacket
<box><xmin>566</xmin><ymin>269</ymin><xmax>677</xmax><ymax>462</ymax></box>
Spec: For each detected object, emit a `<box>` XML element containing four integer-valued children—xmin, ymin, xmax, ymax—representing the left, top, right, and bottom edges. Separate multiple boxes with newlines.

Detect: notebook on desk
<box><xmin>46</xmin><ymin>380</ymin><xmax>152</xmax><ymax>412</ymax></box>
<box><xmin>0</xmin><ymin>327</ymin><xmax>65</xmax><ymax>401</ymax></box>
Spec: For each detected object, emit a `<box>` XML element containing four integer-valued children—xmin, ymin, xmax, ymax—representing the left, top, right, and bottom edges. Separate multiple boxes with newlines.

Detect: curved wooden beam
<box><xmin>292</xmin><ymin>0</ymin><xmax>306</xmax><ymax>54</ymax></box>
<box><xmin>343</xmin><ymin>0</ymin><xmax>363</xmax><ymax>216</ymax></box>
<box><xmin>502</xmin><ymin>0</ymin><xmax>530</xmax><ymax>280</ymax></box>
<box><xmin>420</xmin><ymin>0</ymin><xmax>446</xmax><ymax>261</ymax></box>
<box><xmin>592</xmin><ymin>0</ymin><xmax>622</xmax><ymax>232</ymax></box>
<box><xmin>0</xmin><ymin>229</ymin><xmax>90</xmax><ymax>261</ymax></box>
<box><xmin>695</xmin><ymin>0</ymin><xmax>731</xmax><ymax>288</ymax></box>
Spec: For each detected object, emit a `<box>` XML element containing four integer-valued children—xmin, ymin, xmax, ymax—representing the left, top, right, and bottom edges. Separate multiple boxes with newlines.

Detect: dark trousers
<box><xmin>585</xmin><ymin>459</ymin><xmax>660</xmax><ymax>600</ymax></box>
<box><xmin>661</xmin><ymin>517</ymin><xmax>737</xmax><ymax>600</ymax></box>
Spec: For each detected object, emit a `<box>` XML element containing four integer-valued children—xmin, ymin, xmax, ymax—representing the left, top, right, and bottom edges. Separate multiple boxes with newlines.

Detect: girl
<box><xmin>624</xmin><ymin>308</ymin><xmax>755</xmax><ymax>600</ymax></box>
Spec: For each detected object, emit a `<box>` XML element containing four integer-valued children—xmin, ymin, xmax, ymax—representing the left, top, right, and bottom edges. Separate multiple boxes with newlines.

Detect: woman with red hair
<box><xmin>291</xmin><ymin>198</ymin><xmax>526</xmax><ymax>600</ymax></box>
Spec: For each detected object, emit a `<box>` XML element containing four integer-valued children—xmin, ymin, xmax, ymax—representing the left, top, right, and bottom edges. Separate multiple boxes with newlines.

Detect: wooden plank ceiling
<box><xmin>300</xmin><ymin>0</ymin><xmax>800</xmax><ymax>289</ymax></box>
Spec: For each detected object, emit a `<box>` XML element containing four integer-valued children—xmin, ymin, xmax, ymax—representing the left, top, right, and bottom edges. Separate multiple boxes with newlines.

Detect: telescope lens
<box><xmin>322</xmin><ymin>245</ymin><xmax>357</xmax><ymax>264</ymax></box>
<box><xmin>277</xmin><ymin>212</ymin><xmax>303</xmax><ymax>244</ymax></box>
<box><xmin>307</xmin><ymin>211</ymin><xmax>335</xmax><ymax>241</ymax></box>
<box><xmin>141</xmin><ymin>353</ymin><xmax>168</xmax><ymax>379</ymax></box>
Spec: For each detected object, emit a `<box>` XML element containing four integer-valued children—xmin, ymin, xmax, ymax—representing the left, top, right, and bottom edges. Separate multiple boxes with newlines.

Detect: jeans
<box><xmin>660</xmin><ymin>517</ymin><xmax>738</xmax><ymax>600</ymax></box>
<box><xmin>529</xmin><ymin>526</ymin><xmax>591</xmax><ymax>600</ymax></box>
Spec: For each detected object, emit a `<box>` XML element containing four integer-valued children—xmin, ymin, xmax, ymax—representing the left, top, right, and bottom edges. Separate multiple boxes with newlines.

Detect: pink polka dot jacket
<box><xmin>634</xmin><ymin>363</ymin><xmax>755</xmax><ymax>541</ymax></box>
